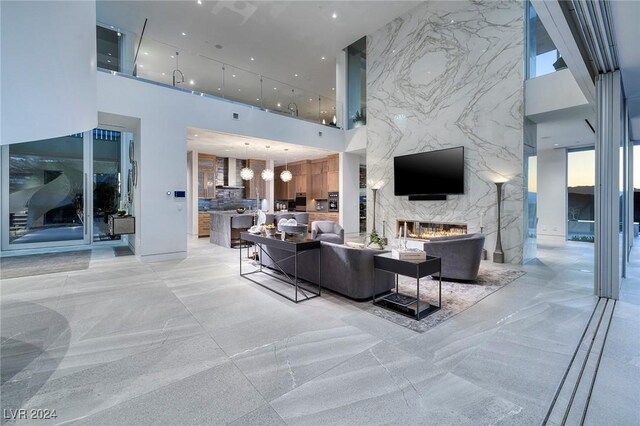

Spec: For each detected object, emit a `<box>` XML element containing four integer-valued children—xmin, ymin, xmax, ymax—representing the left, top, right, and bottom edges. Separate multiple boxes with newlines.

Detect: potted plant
<box><xmin>353</xmin><ymin>108</ymin><xmax>366</xmax><ymax>127</ymax></box>
<box><xmin>367</xmin><ymin>231</ymin><xmax>384</xmax><ymax>249</ymax></box>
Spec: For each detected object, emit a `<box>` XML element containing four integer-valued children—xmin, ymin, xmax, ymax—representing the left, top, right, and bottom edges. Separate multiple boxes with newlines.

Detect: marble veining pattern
<box><xmin>366</xmin><ymin>0</ymin><xmax>525</xmax><ymax>263</ymax></box>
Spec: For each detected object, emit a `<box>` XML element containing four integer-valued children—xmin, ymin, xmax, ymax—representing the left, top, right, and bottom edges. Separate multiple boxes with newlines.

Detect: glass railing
<box><xmin>100</xmin><ymin>28</ymin><xmax>339</xmax><ymax>127</ymax></box>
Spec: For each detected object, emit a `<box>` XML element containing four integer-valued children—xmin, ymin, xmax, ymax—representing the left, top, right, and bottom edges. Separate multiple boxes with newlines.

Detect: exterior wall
<box><xmin>366</xmin><ymin>0</ymin><xmax>526</xmax><ymax>263</ymax></box>
<box><xmin>537</xmin><ymin>148</ymin><xmax>567</xmax><ymax>238</ymax></box>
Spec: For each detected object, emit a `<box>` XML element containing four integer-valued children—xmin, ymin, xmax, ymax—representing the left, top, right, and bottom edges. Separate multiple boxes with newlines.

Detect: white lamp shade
<box><xmin>261</xmin><ymin>168</ymin><xmax>274</xmax><ymax>181</ymax></box>
<box><xmin>280</xmin><ymin>169</ymin><xmax>292</xmax><ymax>182</ymax></box>
<box><xmin>240</xmin><ymin>167</ymin><xmax>254</xmax><ymax>181</ymax></box>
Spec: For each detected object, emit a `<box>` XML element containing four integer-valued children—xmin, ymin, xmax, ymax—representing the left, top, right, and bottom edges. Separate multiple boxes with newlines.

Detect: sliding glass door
<box><xmin>3</xmin><ymin>133</ymin><xmax>90</xmax><ymax>248</ymax></box>
<box><xmin>2</xmin><ymin>129</ymin><xmax>128</xmax><ymax>250</ymax></box>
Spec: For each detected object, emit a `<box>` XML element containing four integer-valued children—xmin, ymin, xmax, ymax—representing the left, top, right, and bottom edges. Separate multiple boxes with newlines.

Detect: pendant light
<box><xmin>240</xmin><ymin>143</ymin><xmax>254</xmax><ymax>181</ymax></box>
<box><xmin>280</xmin><ymin>148</ymin><xmax>292</xmax><ymax>182</ymax></box>
<box><xmin>261</xmin><ymin>145</ymin><xmax>274</xmax><ymax>181</ymax></box>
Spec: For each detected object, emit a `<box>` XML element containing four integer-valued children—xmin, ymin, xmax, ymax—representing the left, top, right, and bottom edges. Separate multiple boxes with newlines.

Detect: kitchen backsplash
<box><xmin>199</xmin><ymin>187</ymin><xmax>257</xmax><ymax>211</ymax></box>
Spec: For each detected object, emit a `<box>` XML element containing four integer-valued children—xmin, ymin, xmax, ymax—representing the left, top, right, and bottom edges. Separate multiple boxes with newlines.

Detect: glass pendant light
<box><xmin>261</xmin><ymin>145</ymin><xmax>274</xmax><ymax>181</ymax></box>
<box><xmin>280</xmin><ymin>148</ymin><xmax>292</xmax><ymax>182</ymax></box>
<box><xmin>240</xmin><ymin>143</ymin><xmax>254</xmax><ymax>181</ymax></box>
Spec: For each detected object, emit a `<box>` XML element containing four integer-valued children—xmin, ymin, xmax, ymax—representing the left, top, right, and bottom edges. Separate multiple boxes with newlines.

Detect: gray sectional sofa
<box><xmin>260</xmin><ymin>241</ymin><xmax>394</xmax><ymax>300</ymax></box>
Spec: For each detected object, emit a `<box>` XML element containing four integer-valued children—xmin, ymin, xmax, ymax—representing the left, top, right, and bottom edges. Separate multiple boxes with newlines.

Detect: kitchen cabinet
<box><xmin>327</xmin><ymin>171</ymin><xmax>339</xmax><ymax>193</ymax></box>
<box><xmin>294</xmin><ymin>174</ymin><xmax>308</xmax><ymax>194</ymax></box>
<box><xmin>198</xmin><ymin>154</ymin><xmax>216</xmax><ymax>199</ymax></box>
<box><xmin>311</xmin><ymin>173</ymin><xmax>327</xmax><ymax>200</ymax></box>
<box><xmin>244</xmin><ymin>159</ymin><xmax>267</xmax><ymax>200</ymax></box>
<box><xmin>327</xmin><ymin>155</ymin><xmax>339</xmax><ymax>172</ymax></box>
<box><xmin>198</xmin><ymin>213</ymin><xmax>210</xmax><ymax>237</ymax></box>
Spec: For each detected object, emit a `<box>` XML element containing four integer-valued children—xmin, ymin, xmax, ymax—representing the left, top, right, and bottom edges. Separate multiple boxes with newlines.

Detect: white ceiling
<box><xmin>96</xmin><ymin>0</ymin><xmax>418</xmax><ymax>111</ymax></box>
<box><xmin>187</xmin><ymin>128</ymin><xmax>336</xmax><ymax>165</ymax></box>
<box><xmin>610</xmin><ymin>0</ymin><xmax>640</xmax><ymax>140</ymax></box>
<box><xmin>536</xmin><ymin>104</ymin><xmax>595</xmax><ymax>150</ymax></box>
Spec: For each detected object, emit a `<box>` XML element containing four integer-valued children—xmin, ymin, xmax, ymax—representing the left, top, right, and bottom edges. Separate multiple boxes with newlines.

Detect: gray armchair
<box><xmin>311</xmin><ymin>221</ymin><xmax>344</xmax><ymax>244</ymax></box>
<box><xmin>423</xmin><ymin>233</ymin><xmax>485</xmax><ymax>281</ymax></box>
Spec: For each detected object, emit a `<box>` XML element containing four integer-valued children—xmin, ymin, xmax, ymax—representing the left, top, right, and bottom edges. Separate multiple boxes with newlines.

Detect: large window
<box><xmin>92</xmin><ymin>129</ymin><xmax>122</xmax><ymax>241</ymax></box>
<box><xmin>347</xmin><ymin>37</ymin><xmax>366</xmax><ymax>129</ymax></box>
<box><xmin>7</xmin><ymin>135</ymin><xmax>86</xmax><ymax>245</ymax></box>
<box><xmin>567</xmin><ymin>147</ymin><xmax>595</xmax><ymax>241</ymax></box>
<box><xmin>526</xmin><ymin>2</ymin><xmax>567</xmax><ymax>79</ymax></box>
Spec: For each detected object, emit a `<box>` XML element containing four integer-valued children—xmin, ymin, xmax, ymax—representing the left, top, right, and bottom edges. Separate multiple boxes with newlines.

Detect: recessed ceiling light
<box><xmin>189</xmin><ymin>80</ymin><xmax>194</xmax><ymax>85</ymax></box>
<box><xmin>321</xmin><ymin>56</ymin><xmax>325</xmax><ymax>60</ymax></box>
<box><xmin>182</xmin><ymin>32</ymin><xmax>187</xmax><ymax>36</ymax></box>
<box><xmin>170</xmin><ymin>55</ymin><xmax>174</xmax><ymax>58</ymax></box>
<box><xmin>309</xmin><ymin>98</ymin><xmax>313</xmax><ymax>101</ymax></box>
<box><xmin>450</xmin><ymin>20</ymin><xmax>455</xmax><ymax>23</ymax></box>
<box><xmin>294</xmin><ymin>73</ymin><xmax>298</xmax><ymax>77</ymax></box>
<box><xmin>273</xmin><ymin>87</ymin><xmax>277</xmax><ymax>90</ymax></box>
<box><xmin>277</xmin><ymin>103</ymin><xmax>281</xmax><ymax>107</ymax></box>
<box><xmin>256</xmin><ymin>98</ymin><xmax>260</xmax><ymax>101</ymax></box>
<box><xmin>107</xmin><ymin>60</ymin><xmax>111</xmax><ymax>63</ymax></box>
<box><xmin>162</xmin><ymin>72</ymin><xmax>166</xmax><ymax>75</ymax></box>
<box><xmin>232</xmin><ymin>74</ymin><xmax>236</xmax><ymax>77</ymax></box>
<box><xmin>139</xmin><ymin>64</ymin><xmax>144</xmax><ymax>68</ymax></box>
<box><xmin>332</xmin><ymin>12</ymin><xmax>337</xmax><ymax>19</ymax></box>
<box><xmin>144</xmin><ymin>52</ymin><xmax>148</xmax><ymax>55</ymax></box>
<box><xmin>332</xmin><ymin>87</ymin><xmax>335</xmax><ymax>91</ymax></box>
<box><xmin>217</xmin><ymin>87</ymin><xmax>221</xmax><ymax>91</ymax></box>
<box><xmin>197</xmin><ymin>0</ymin><xmax>202</xmax><ymax>4</ymax></box>
<box><xmin>238</xmin><ymin>88</ymin><xmax>241</xmax><ymax>91</ymax></box>
<box><xmin>250</xmin><ymin>57</ymin><xmax>254</xmax><ymax>61</ymax></box>
<box><xmin>108</xmin><ymin>53</ymin><xmax>112</xmax><ymax>56</ymax></box>
<box><xmin>554</xmin><ymin>143</ymin><xmax>559</xmax><ymax>146</ymax></box>
<box><xmin>117</xmin><ymin>32</ymin><xmax>121</xmax><ymax>37</ymax></box>
<box><xmin>110</xmin><ymin>25</ymin><xmax>114</xmax><ymax>29</ymax></box>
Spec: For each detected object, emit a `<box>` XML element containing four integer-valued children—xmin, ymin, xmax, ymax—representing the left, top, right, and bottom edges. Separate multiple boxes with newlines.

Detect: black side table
<box><xmin>373</xmin><ymin>252</ymin><xmax>442</xmax><ymax>320</ymax></box>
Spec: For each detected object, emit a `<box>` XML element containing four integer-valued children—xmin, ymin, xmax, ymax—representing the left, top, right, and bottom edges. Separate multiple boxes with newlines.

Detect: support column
<box><xmin>339</xmin><ymin>152</ymin><xmax>360</xmax><ymax>236</ymax></box>
<box><xmin>595</xmin><ymin>71</ymin><xmax>622</xmax><ymax>299</ymax></box>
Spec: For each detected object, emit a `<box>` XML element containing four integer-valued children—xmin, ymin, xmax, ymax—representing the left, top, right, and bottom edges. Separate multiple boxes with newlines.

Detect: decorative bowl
<box><xmin>236</xmin><ymin>208</ymin><xmax>246</xmax><ymax>214</ymax></box>
<box><xmin>265</xmin><ymin>228</ymin><xmax>277</xmax><ymax>237</ymax></box>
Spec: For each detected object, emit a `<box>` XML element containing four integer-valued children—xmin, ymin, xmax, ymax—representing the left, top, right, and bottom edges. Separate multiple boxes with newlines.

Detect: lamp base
<box><xmin>493</xmin><ymin>251</ymin><xmax>504</xmax><ymax>263</ymax></box>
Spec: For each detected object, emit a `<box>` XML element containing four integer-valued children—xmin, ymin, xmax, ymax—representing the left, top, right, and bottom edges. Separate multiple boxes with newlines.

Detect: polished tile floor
<box><xmin>0</xmin><ymin>237</ymin><xmax>637</xmax><ymax>425</ymax></box>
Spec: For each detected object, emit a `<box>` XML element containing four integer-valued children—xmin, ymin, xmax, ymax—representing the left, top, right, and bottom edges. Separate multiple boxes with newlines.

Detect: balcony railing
<box><xmin>99</xmin><ymin>24</ymin><xmax>340</xmax><ymax>128</ymax></box>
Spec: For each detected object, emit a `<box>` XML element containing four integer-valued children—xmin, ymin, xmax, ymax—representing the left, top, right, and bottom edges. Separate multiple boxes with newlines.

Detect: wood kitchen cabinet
<box><xmin>198</xmin><ymin>213</ymin><xmax>210</xmax><ymax>237</ymax></box>
<box><xmin>327</xmin><ymin>155</ymin><xmax>339</xmax><ymax>172</ymax></box>
<box><xmin>327</xmin><ymin>171</ymin><xmax>339</xmax><ymax>193</ymax></box>
<box><xmin>311</xmin><ymin>173</ymin><xmax>327</xmax><ymax>200</ymax></box>
<box><xmin>308</xmin><ymin>212</ymin><xmax>339</xmax><ymax>226</ymax></box>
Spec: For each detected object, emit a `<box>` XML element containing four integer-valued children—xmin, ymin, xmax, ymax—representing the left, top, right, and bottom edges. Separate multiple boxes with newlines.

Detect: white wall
<box><xmin>536</xmin><ymin>148</ymin><xmax>567</xmax><ymax>238</ymax></box>
<box><xmin>525</xmin><ymin>69</ymin><xmax>589</xmax><ymax>121</ymax></box>
<box><xmin>339</xmin><ymin>152</ymin><xmax>360</xmax><ymax>235</ymax></box>
<box><xmin>97</xmin><ymin>72</ymin><xmax>344</xmax><ymax>260</ymax></box>
<box><xmin>1</xmin><ymin>1</ymin><xmax>97</xmax><ymax>145</ymax></box>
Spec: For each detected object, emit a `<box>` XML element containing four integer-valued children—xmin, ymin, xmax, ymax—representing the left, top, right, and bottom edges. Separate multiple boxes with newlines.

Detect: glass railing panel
<box><xmin>98</xmin><ymin>26</ymin><xmax>340</xmax><ymax>127</ymax></box>
<box><xmin>222</xmin><ymin>64</ymin><xmax>261</xmax><ymax>106</ymax></box>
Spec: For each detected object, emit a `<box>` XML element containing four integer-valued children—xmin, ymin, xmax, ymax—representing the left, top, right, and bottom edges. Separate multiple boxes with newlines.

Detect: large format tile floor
<box><xmin>0</xmin><ymin>237</ymin><xmax>637</xmax><ymax>425</ymax></box>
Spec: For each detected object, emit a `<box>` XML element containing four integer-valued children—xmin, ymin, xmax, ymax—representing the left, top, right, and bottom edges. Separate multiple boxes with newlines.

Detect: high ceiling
<box><xmin>186</xmin><ymin>128</ymin><xmax>336</xmax><ymax>165</ymax></box>
<box><xmin>609</xmin><ymin>0</ymin><xmax>640</xmax><ymax>140</ymax></box>
<box><xmin>536</xmin><ymin>104</ymin><xmax>595</xmax><ymax>150</ymax></box>
<box><xmin>96</xmin><ymin>0</ymin><xmax>419</xmax><ymax>109</ymax></box>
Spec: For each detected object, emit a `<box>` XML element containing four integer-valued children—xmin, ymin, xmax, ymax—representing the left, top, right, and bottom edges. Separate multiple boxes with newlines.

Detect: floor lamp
<box><xmin>370</xmin><ymin>180</ymin><xmax>385</xmax><ymax>235</ymax></box>
<box><xmin>493</xmin><ymin>181</ymin><xmax>505</xmax><ymax>263</ymax></box>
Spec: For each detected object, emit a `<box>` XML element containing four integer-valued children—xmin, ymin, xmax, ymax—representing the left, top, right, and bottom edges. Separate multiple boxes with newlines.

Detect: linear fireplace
<box><xmin>396</xmin><ymin>220</ymin><xmax>467</xmax><ymax>241</ymax></box>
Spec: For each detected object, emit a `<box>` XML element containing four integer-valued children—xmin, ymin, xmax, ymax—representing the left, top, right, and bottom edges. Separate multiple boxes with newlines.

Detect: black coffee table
<box><xmin>373</xmin><ymin>252</ymin><xmax>442</xmax><ymax>320</ymax></box>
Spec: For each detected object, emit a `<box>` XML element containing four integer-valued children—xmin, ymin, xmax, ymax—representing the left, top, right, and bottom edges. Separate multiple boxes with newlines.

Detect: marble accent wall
<box><xmin>367</xmin><ymin>0</ymin><xmax>525</xmax><ymax>263</ymax></box>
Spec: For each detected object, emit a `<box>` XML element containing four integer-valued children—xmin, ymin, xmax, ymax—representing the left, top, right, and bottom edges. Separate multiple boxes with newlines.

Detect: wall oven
<box><xmin>295</xmin><ymin>193</ymin><xmax>307</xmax><ymax>212</ymax></box>
<box><xmin>328</xmin><ymin>192</ymin><xmax>339</xmax><ymax>212</ymax></box>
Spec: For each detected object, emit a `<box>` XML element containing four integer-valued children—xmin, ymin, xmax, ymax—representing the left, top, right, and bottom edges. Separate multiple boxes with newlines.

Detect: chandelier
<box><xmin>261</xmin><ymin>145</ymin><xmax>274</xmax><ymax>181</ymax></box>
<box><xmin>240</xmin><ymin>143</ymin><xmax>254</xmax><ymax>181</ymax></box>
<box><xmin>280</xmin><ymin>148</ymin><xmax>292</xmax><ymax>182</ymax></box>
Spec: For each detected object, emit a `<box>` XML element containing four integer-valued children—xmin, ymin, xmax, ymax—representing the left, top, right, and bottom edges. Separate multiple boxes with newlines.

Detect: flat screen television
<box><xmin>394</xmin><ymin>146</ymin><xmax>464</xmax><ymax>196</ymax></box>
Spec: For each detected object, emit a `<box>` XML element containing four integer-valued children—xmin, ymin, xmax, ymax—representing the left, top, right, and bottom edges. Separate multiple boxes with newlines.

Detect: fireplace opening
<box><xmin>396</xmin><ymin>220</ymin><xmax>467</xmax><ymax>241</ymax></box>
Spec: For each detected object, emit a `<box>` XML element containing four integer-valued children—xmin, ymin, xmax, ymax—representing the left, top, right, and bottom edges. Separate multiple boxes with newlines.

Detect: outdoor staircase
<box><xmin>542</xmin><ymin>297</ymin><xmax>616</xmax><ymax>425</ymax></box>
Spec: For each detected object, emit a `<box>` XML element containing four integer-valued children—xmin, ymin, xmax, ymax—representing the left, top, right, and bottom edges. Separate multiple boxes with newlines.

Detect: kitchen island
<box><xmin>209</xmin><ymin>211</ymin><xmax>257</xmax><ymax>248</ymax></box>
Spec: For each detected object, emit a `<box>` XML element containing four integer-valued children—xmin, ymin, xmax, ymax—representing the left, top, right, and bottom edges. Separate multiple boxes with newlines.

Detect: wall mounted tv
<box><xmin>394</xmin><ymin>146</ymin><xmax>464</xmax><ymax>200</ymax></box>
